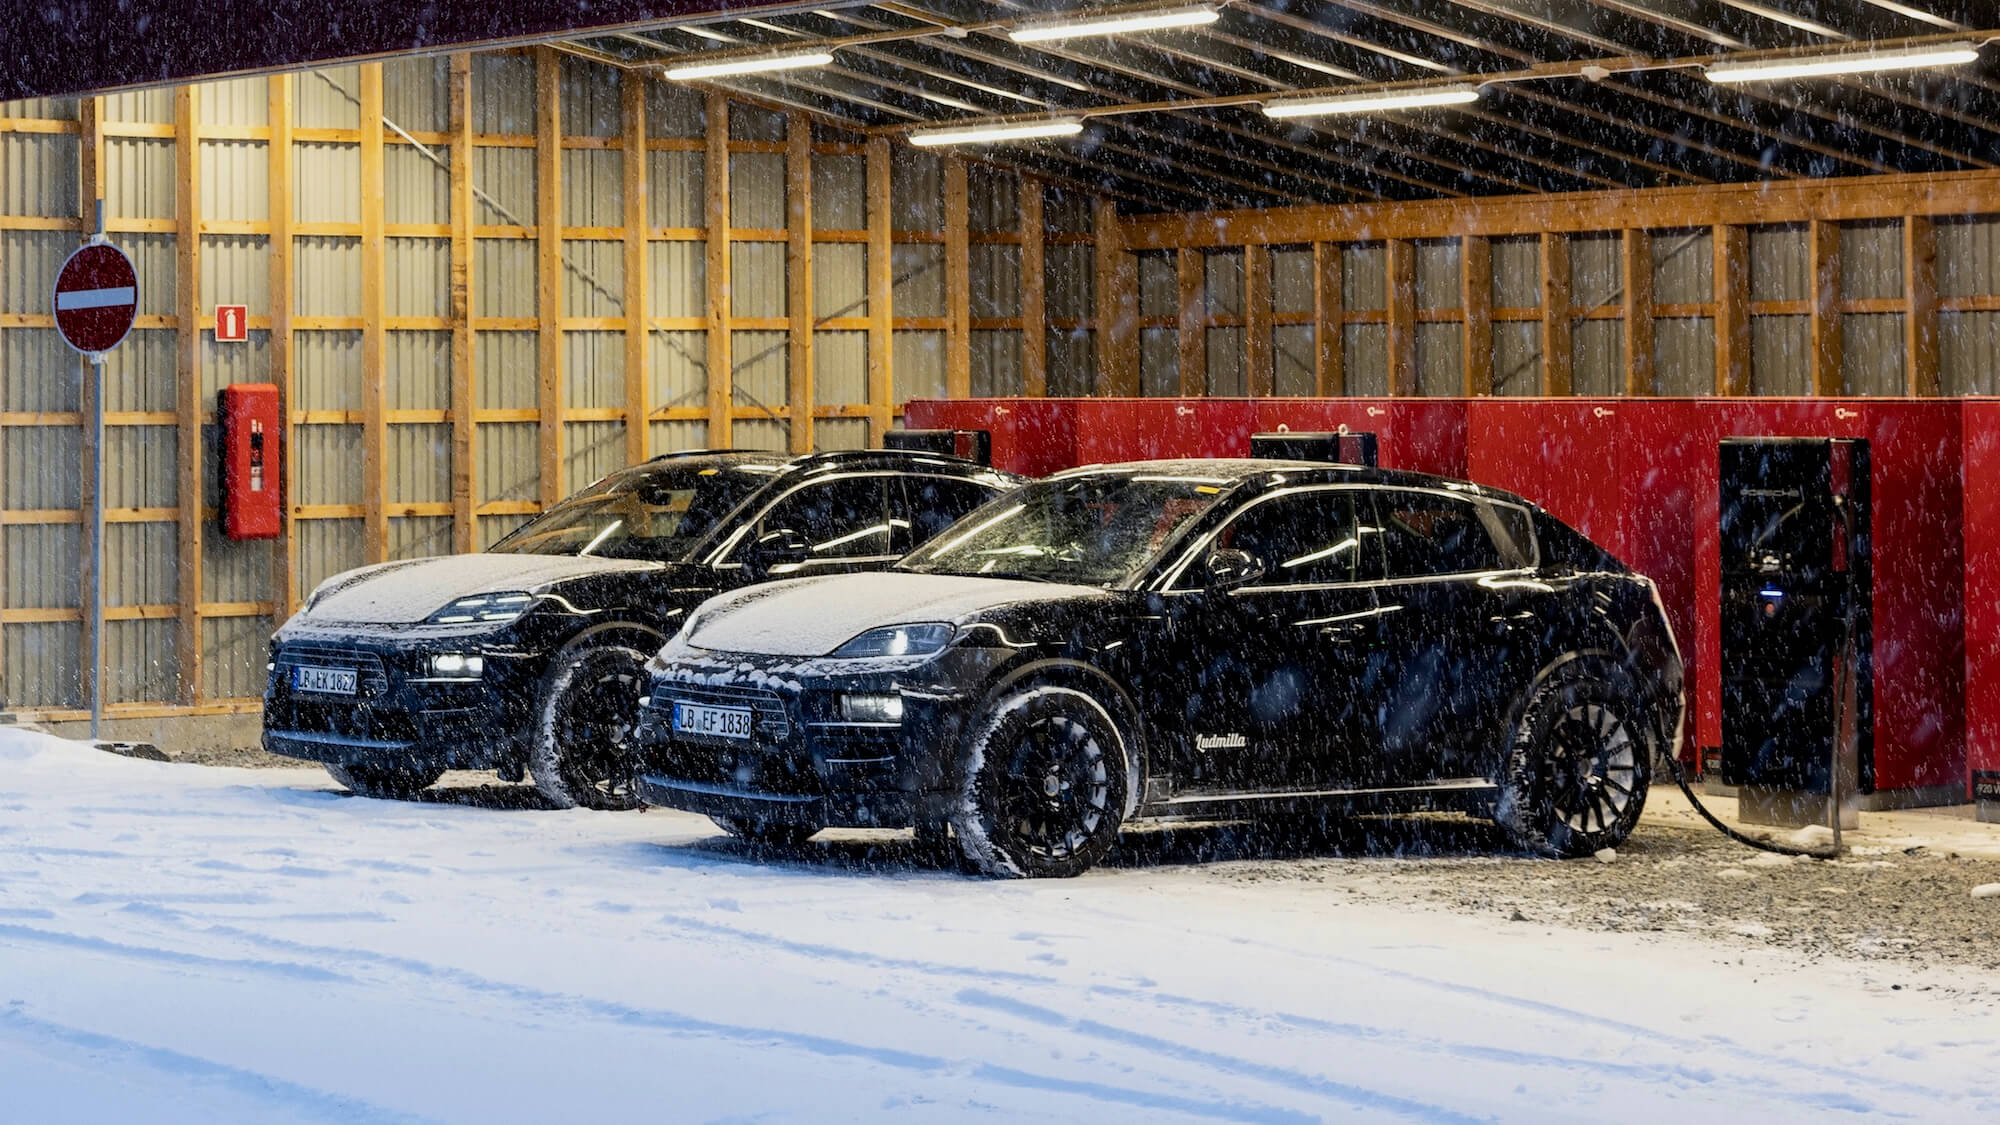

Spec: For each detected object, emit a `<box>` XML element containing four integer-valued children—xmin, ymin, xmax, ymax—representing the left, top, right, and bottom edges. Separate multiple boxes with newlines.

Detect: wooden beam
<box><xmin>1313</xmin><ymin>241</ymin><xmax>1344</xmax><ymax>397</ymax></box>
<box><xmin>535</xmin><ymin>49</ymin><xmax>563</xmax><ymax>504</ymax></box>
<box><xmin>173</xmin><ymin>85</ymin><xmax>201</xmax><ymax>703</ymax></box>
<box><xmin>1809</xmin><ymin>219</ymin><xmax>1843</xmax><ymax>397</ymax></box>
<box><xmin>1019</xmin><ymin>179</ymin><xmax>1046</xmax><ymax>396</ymax></box>
<box><xmin>1462</xmin><ymin>234</ymin><xmax>1493</xmax><ymax>397</ymax></box>
<box><xmin>1905</xmin><ymin>215</ymin><xmax>1940</xmax><ymax>397</ymax></box>
<box><xmin>1244</xmin><ymin>243</ymin><xmax>1272</xmax><ymax>397</ymax></box>
<box><xmin>944</xmin><ymin>155</ymin><xmax>970</xmax><ymax>399</ymax></box>
<box><xmin>1623</xmin><ymin>228</ymin><xmax>1654</xmax><ymax>397</ymax></box>
<box><xmin>786</xmin><ymin>111</ymin><xmax>812</xmax><ymax>453</ymax></box>
<box><xmin>1175</xmin><ymin>247</ymin><xmax>1204</xmax><ymax>395</ymax></box>
<box><xmin>1541</xmin><ymin>232</ymin><xmax>1573</xmax><ymax>396</ymax></box>
<box><xmin>1092</xmin><ymin>196</ymin><xmax>1137</xmax><ymax>396</ymax></box>
<box><xmin>623</xmin><ymin>69</ymin><xmax>650</xmax><ymax>463</ymax></box>
<box><xmin>74</xmin><ymin>93</ymin><xmax>104</xmax><ymax>708</ymax></box>
<box><xmin>1715</xmin><ymin>224</ymin><xmax>1750</xmax><ymax>397</ymax></box>
<box><xmin>268</xmin><ymin>75</ymin><xmax>299</xmax><ymax>605</ymax></box>
<box><xmin>704</xmin><ymin>92</ymin><xmax>731</xmax><ymax>448</ymax></box>
<box><xmin>865</xmin><ymin>136</ymin><xmax>893</xmax><ymax>442</ymax></box>
<box><xmin>447</xmin><ymin>56</ymin><xmax>475</xmax><ymax>553</ymax></box>
<box><xmin>359</xmin><ymin>63</ymin><xmax>387</xmax><ymax>563</ymax></box>
<box><xmin>1385</xmin><ymin>239</ymin><xmax>1415</xmax><ymax>397</ymax></box>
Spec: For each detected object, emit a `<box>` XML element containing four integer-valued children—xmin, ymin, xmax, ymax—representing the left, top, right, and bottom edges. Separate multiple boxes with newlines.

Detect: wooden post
<box><xmin>1714</xmin><ymin>224</ymin><xmax>1750</xmax><ymax>396</ymax></box>
<box><xmin>1461</xmin><ymin>235</ymin><xmax>1493</xmax><ymax>397</ymax></box>
<box><xmin>76</xmin><ymin>94</ymin><xmax>104</xmax><ymax>706</ymax></box>
<box><xmin>1176</xmin><ymin>247</ymin><xmax>1204</xmax><ymax>395</ymax></box>
<box><xmin>1245</xmin><ymin>243</ymin><xmax>1272</xmax><ymax>397</ymax></box>
<box><xmin>943</xmin><ymin>155</ymin><xmax>970</xmax><ymax>399</ymax></box>
<box><xmin>1541</xmin><ymin>232</ymin><xmax>1573</xmax><ymax>396</ymax></box>
<box><xmin>268</xmin><ymin>75</ymin><xmax>299</xmax><ymax>603</ymax></box>
<box><xmin>623</xmin><ymin>70</ymin><xmax>650</xmax><ymax>463</ymax></box>
<box><xmin>1623</xmin><ymin>228</ymin><xmax>1654</xmax><ymax>397</ymax></box>
<box><xmin>1020</xmin><ymin>179</ymin><xmax>1046</xmax><ymax>396</ymax></box>
<box><xmin>1092</xmin><ymin>197</ymin><xmax>1136</xmax><ymax>396</ymax></box>
<box><xmin>1809</xmin><ymin>218</ymin><xmax>1843</xmax><ymax>397</ymax></box>
<box><xmin>535</xmin><ymin>50</ymin><xmax>563</xmax><ymax>504</ymax></box>
<box><xmin>704</xmin><ymin>92</ymin><xmax>731</xmax><ymax>448</ymax></box>
<box><xmin>1385</xmin><ymin>239</ymin><xmax>1415</xmax><ymax>397</ymax></box>
<box><xmin>359</xmin><ymin>63</ymin><xmax>387</xmax><ymax>562</ymax></box>
<box><xmin>1313</xmin><ymin>241</ymin><xmax>1344</xmax><ymax>397</ymax></box>
<box><xmin>865</xmin><ymin>137</ymin><xmax>893</xmax><ymax>441</ymax></box>
<box><xmin>174</xmin><ymin>85</ymin><xmax>202</xmax><ymax>703</ymax></box>
<box><xmin>447</xmin><ymin>57</ymin><xmax>475</xmax><ymax>554</ymax></box>
<box><xmin>1906</xmin><ymin>215</ymin><xmax>1940</xmax><ymax>396</ymax></box>
<box><xmin>786</xmin><ymin>112</ymin><xmax>812</xmax><ymax>452</ymax></box>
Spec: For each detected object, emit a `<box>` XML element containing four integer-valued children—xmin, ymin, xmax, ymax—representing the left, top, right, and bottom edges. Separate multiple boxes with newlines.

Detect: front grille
<box><xmin>642</xmin><ymin>683</ymin><xmax>819</xmax><ymax>795</ymax></box>
<box><xmin>647</xmin><ymin>683</ymin><xmax>793</xmax><ymax>742</ymax></box>
<box><xmin>274</xmin><ymin>644</ymin><xmax>393</xmax><ymax>699</ymax></box>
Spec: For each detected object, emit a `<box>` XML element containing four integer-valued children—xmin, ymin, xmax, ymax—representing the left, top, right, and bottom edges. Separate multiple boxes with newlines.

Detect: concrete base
<box><xmin>1854</xmin><ymin>784</ymin><xmax>1968</xmax><ymax>812</ymax></box>
<box><xmin>12</xmin><ymin>710</ymin><xmax>265</xmax><ymax>759</ymax></box>
<box><xmin>1979</xmin><ymin>797</ymin><xmax>2000</xmax><ymax>825</ymax></box>
<box><xmin>1737</xmin><ymin>786</ymin><xmax>1861</xmax><ymax>831</ymax></box>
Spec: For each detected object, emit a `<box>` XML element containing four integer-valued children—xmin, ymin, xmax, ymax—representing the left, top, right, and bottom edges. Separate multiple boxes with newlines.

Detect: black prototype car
<box><xmin>633</xmin><ymin>460</ymin><xmax>1685</xmax><ymax>876</ymax></box>
<box><xmin>263</xmin><ymin>449</ymin><xmax>1019</xmax><ymax>807</ymax></box>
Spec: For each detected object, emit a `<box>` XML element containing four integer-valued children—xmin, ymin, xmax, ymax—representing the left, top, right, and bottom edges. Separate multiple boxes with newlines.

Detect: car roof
<box><xmin>641</xmin><ymin>448</ymin><xmax>1022</xmax><ymax>483</ymax></box>
<box><xmin>1050</xmin><ymin>458</ymin><xmax>1530</xmax><ymax>505</ymax></box>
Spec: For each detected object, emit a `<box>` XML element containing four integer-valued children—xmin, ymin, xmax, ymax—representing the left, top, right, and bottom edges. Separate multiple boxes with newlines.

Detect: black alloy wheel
<box><xmin>1498</xmin><ymin>666</ymin><xmax>1652</xmax><ymax>858</ymax></box>
<box><xmin>953</xmin><ymin>686</ymin><xmax>1129</xmax><ymax>878</ymax></box>
<box><xmin>528</xmin><ymin>646</ymin><xmax>648</xmax><ymax>811</ymax></box>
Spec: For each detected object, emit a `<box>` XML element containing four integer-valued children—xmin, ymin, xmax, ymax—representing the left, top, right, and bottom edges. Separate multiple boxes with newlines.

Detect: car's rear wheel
<box><xmin>528</xmin><ymin>645</ymin><xmax>647</xmax><ymax>811</ymax></box>
<box><xmin>326</xmin><ymin>760</ymin><xmax>443</xmax><ymax>799</ymax></box>
<box><xmin>951</xmin><ymin>685</ymin><xmax>1129</xmax><ymax>879</ymax></box>
<box><xmin>713</xmin><ymin>816</ymin><xmax>821</xmax><ymax>847</ymax></box>
<box><xmin>1496</xmin><ymin>664</ymin><xmax>1652</xmax><ymax>858</ymax></box>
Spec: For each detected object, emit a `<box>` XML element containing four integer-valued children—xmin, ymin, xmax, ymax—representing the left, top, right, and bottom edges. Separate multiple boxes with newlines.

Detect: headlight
<box><xmin>840</xmin><ymin>693</ymin><xmax>905</xmax><ymax>724</ymax></box>
<box><xmin>830</xmin><ymin>622</ymin><xmax>954</xmax><ymax>659</ymax></box>
<box><xmin>427</xmin><ymin>592</ymin><xmax>535</xmax><ymax>626</ymax></box>
<box><xmin>427</xmin><ymin>653</ymin><xmax>485</xmax><ymax>679</ymax></box>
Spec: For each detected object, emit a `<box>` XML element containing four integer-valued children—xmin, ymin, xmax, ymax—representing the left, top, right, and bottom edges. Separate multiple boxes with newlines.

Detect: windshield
<box><xmin>489</xmin><ymin>464</ymin><xmax>771</xmax><ymax>561</ymax></box>
<box><xmin>899</xmin><ymin>473</ymin><xmax>1227</xmax><ymax>586</ymax></box>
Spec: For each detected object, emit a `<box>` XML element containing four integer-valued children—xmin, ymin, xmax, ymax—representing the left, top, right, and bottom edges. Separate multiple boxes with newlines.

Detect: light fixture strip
<box><xmin>1009</xmin><ymin>4</ymin><xmax>1219</xmax><ymax>44</ymax></box>
<box><xmin>664</xmin><ymin>49</ymin><xmax>836</xmax><ymax>81</ymax></box>
<box><xmin>908</xmin><ymin>118</ymin><xmax>1085</xmax><ymax>147</ymax></box>
<box><xmin>1704</xmin><ymin>41</ymin><xmax>1981</xmax><ymax>82</ymax></box>
<box><xmin>1262</xmin><ymin>83</ymin><xmax>1481</xmax><ymax>118</ymax></box>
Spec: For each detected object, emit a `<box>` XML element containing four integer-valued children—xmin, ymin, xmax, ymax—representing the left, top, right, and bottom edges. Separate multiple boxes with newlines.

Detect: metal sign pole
<box><xmin>89</xmin><ymin>350</ymin><xmax>105</xmax><ymax>743</ymax></box>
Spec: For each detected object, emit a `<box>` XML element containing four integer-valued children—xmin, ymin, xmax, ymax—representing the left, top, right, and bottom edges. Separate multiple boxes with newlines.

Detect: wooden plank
<box><xmin>535</xmin><ymin>50</ymin><xmax>566</xmax><ymax>504</ymax></box>
<box><xmin>944</xmin><ymin>156</ymin><xmax>970</xmax><ymax>399</ymax></box>
<box><xmin>1385</xmin><ymin>239</ymin><xmax>1415</xmax><ymax>397</ymax></box>
<box><xmin>359</xmin><ymin>64</ymin><xmax>387</xmax><ymax>564</ymax></box>
<box><xmin>1461</xmin><ymin>235</ymin><xmax>1492</xmax><ymax>397</ymax></box>
<box><xmin>1091</xmin><ymin>196</ymin><xmax>1136</xmax><ymax>396</ymax></box>
<box><xmin>1313</xmin><ymin>241</ymin><xmax>1344</xmax><ymax>397</ymax></box>
<box><xmin>1623</xmin><ymin>228</ymin><xmax>1654</xmax><ymax>397</ymax></box>
<box><xmin>1905</xmin><ymin>215</ymin><xmax>1940</xmax><ymax>396</ymax></box>
<box><xmin>267</xmin><ymin>75</ymin><xmax>297</xmax><ymax>608</ymax></box>
<box><xmin>786</xmin><ymin>111</ymin><xmax>813</xmax><ymax>453</ymax></box>
<box><xmin>1541</xmin><ymin>233</ymin><xmax>1573</xmax><ymax>396</ymax></box>
<box><xmin>1175</xmin><ymin>248</ymin><xmax>1205</xmax><ymax>395</ymax></box>
<box><xmin>622</xmin><ymin>69</ymin><xmax>649</xmax><ymax>463</ymax></box>
<box><xmin>1244</xmin><ymin>243</ymin><xmax>1272</xmax><ymax>397</ymax></box>
<box><xmin>1715</xmin><ymin>224</ymin><xmax>1750</xmax><ymax>396</ymax></box>
<box><xmin>1809</xmin><ymin>219</ymin><xmax>1843</xmax><ymax>397</ymax></box>
<box><xmin>447</xmin><ymin>56</ymin><xmax>475</xmax><ymax>554</ymax></box>
<box><xmin>865</xmin><ymin>137</ymin><xmax>893</xmax><ymax>444</ymax></box>
<box><xmin>174</xmin><ymin>85</ymin><xmax>201</xmax><ymax>704</ymax></box>
<box><xmin>1019</xmin><ymin>179</ymin><xmax>1046</xmax><ymax>396</ymax></box>
<box><xmin>705</xmin><ymin>92</ymin><xmax>732</xmax><ymax>448</ymax></box>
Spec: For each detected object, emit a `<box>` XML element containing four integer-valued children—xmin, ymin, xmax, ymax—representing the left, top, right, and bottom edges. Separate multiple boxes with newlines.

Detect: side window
<box><xmin>898</xmin><ymin>477</ymin><xmax>1003</xmax><ymax>551</ymax></box>
<box><xmin>1211</xmin><ymin>489</ymin><xmax>1367</xmax><ymax>587</ymax></box>
<box><xmin>1372</xmin><ymin>491</ymin><xmax>1527</xmax><ymax>578</ymax></box>
<box><xmin>745</xmin><ymin>476</ymin><xmax>899</xmax><ymax>561</ymax></box>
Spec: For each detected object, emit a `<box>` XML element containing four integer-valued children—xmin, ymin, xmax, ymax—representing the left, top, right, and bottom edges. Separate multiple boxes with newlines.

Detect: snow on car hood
<box><xmin>686</xmin><ymin>571</ymin><xmax>1100</xmax><ymax>656</ymax></box>
<box><xmin>306</xmin><ymin>553</ymin><xmax>657</xmax><ymax>625</ymax></box>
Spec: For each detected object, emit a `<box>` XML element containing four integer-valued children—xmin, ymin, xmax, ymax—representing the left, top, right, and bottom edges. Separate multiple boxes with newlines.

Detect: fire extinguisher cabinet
<box><xmin>219</xmin><ymin>383</ymin><xmax>282</xmax><ymax>540</ymax></box>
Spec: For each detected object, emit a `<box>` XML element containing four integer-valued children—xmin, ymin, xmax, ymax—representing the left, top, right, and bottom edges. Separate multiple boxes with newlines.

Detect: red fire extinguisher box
<box><xmin>219</xmin><ymin>382</ymin><xmax>281</xmax><ymax>540</ymax></box>
<box><xmin>902</xmin><ymin>398</ymin><xmax>1079</xmax><ymax>478</ymax></box>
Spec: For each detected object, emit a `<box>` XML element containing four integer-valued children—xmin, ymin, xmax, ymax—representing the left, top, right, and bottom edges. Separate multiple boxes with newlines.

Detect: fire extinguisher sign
<box><xmin>215</xmin><ymin>304</ymin><xmax>248</xmax><ymax>342</ymax></box>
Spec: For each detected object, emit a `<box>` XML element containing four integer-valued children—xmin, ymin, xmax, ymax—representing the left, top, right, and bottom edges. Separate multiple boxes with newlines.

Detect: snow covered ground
<box><xmin>4</xmin><ymin>727</ymin><xmax>1997</xmax><ymax>1124</ymax></box>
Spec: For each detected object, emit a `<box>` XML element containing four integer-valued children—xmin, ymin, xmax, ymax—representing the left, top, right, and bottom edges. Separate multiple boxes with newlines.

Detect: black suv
<box><xmin>264</xmin><ymin>449</ymin><xmax>1020</xmax><ymax>807</ymax></box>
<box><xmin>632</xmin><ymin>459</ymin><xmax>1684</xmax><ymax>876</ymax></box>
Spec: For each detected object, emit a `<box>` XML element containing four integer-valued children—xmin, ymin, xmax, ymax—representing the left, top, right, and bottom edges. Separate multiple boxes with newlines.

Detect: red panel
<box><xmin>220</xmin><ymin>383</ymin><xmax>282</xmax><ymax>541</ymax></box>
<box><xmin>902</xmin><ymin>398</ymin><xmax>1078</xmax><ymax>478</ymax></box>
<box><xmin>1964</xmin><ymin>401</ymin><xmax>2000</xmax><ymax>796</ymax></box>
<box><xmin>1252</xmin><ymin>398</ymin><xmax>1469</xmax><ymax>477</ymax></box>
<box><xmin>1073</xmin><ymin>399</ymin><xmax>1257</xmax><ymax>464</ymax></box>
<box><xmin>1468</xmin><ymin>400</ymin><xmax>1622</xmax><ymax>546</ymax></box>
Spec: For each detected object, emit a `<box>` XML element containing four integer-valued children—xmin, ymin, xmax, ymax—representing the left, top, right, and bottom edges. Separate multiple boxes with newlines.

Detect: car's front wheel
<box><xmin>1496</xmin><ymin>663</ymin><xmax>1653</xmax><ymax>857</ymax></box>
<box><xmin>528</xmin><ymin>644</ymin><xmax>648</xmax><ymax>811</ymax></box>
<box><xmin>950</xmin><ymin>685</ymin><xmax>1130</xmax><ymax>878</ymax></box>
<box><xmin>326</xmin><ymin>760</ymin><xmax>443</xmax><ymax>799</ymax></box>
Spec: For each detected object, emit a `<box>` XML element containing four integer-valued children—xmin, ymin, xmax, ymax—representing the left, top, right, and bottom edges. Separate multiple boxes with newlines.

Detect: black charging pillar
<box><xmin>1249</xmin><ymin>431</ymin><xmax>1378</xmax><ymax>466</ymax></box>
<box><xmin>884</xmin><ymin>428</ymin><xmax>992</xmax><ymax>465</ymax></box>
<box><xmin>1718</xmin><ymin>437</ymin><xmax>1872</xmax><ymax>828</ymax></box>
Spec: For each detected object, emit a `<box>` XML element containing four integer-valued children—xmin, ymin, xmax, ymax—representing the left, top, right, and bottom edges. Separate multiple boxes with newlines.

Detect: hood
<box><xmin>305</xmin><ymin>553</ymin><xmax>660</xmax><ymax>625</ymax></box>
<box><xmin>686</xmin><ymin>571</ymin><xmax>1103</xmax><ymax>657</ymax></box>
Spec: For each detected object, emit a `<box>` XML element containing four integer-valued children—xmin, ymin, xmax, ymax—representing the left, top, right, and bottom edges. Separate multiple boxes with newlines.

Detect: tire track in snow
<box><xmin>0</xmin><ymin>923</ymin><xmax>350</xmax><ymax>984</ymax></box>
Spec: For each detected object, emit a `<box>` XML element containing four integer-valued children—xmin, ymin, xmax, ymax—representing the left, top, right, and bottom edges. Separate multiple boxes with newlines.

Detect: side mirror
<box><xmin>1203</xmin><ymin>547</ymin><xmax>1266</xmax><ymax>591</ymax></box>
<box><xmin>745</xmin><ymin>527</ymin><xmax>812</xmax><ymax>578</ymax></box>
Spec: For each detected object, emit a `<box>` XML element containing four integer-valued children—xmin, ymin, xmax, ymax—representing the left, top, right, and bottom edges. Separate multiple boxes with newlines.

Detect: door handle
<box><xmin>1318</xmin><ymin>622</ymin><xmax>1369</xmax><ymax>640</ymax></box>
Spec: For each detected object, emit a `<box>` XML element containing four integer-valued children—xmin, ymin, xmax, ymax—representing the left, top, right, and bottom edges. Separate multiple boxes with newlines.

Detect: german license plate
<box><xmin>290</xmin><ymin>665</ymin><xmax>358</xmax><ymax>696</ymax></box>
<box><xmin>672</xmin><ymin>701</ymin><xmax>753</xmax><ymax>740</ymax></box>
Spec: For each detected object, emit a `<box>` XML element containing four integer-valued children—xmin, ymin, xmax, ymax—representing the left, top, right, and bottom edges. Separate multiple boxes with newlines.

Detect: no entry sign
<box><xmin>53</xmin><ymin>241</ymin><xmax>139</xmax><ymax>356</ymax></box>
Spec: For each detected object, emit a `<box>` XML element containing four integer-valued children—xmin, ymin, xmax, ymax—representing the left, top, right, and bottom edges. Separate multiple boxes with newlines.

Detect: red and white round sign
<box><xmin>52</xmin><ymin>241</ymin><xmax>139</xmax><ymax>355</ymax></box>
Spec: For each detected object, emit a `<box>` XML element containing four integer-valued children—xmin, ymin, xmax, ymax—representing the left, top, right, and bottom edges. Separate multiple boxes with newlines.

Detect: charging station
<box><xmin>883</xmin><ymin>427</ymin><xmax>992</xmax><ymax>465</ymax></box>
<box><xmin>1248</xmin><ymin>430</ymin><xmax>1378</xmax><ymax>466</ymax></box>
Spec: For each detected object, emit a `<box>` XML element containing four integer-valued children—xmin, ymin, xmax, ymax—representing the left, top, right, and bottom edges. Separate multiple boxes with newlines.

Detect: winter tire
<box><xmin>528</xmin><ymin>645</ymin><xmax>648</xmax><ymax>811</ymax></box>
<box><xmin>713</xmin><ymin>816</ymin><xmax>821</xmax><ymax>847</ymax></box>
<box><xmin>326</xmin><ymin>760</ymin><xmax>444</xmax><ymax>799</ymax></box>
<box><xmin>950</xmin><ymin>685</ymin><xmax>1130</xmax><ymax>879</ymax></box>
<box><xmin>1496</xmin><ymin>663</ymin><xmax>1653</xmax><ymax>858</ymax></box>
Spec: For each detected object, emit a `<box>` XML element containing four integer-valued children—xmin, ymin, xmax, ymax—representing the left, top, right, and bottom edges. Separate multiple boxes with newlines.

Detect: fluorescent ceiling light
<box><xmin>664</xmin><ymin>50</ymin><xmax>835</xmax><ymax>81</ymax></box>
<box><xmin>1705</xmin><ymin>42</ymin><xmax>1980</xmax><ymax>82</ymax></box>
<box><xmin>1010</xmin><ymin>4</ymin><xmax>1219</xmax><ymax>43</ymax></box>
<box><xmin>909</xmin><ymin>118</ymin><xmax>1084</xmax><ymax>146</ymax></box>
<box><xmin>1262</xmin><ymin>84</ymin><xmax>1480</xmax><ymax>118</ymax></box>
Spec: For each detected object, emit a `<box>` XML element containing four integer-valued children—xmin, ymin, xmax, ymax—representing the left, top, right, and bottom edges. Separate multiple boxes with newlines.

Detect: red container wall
<box><xmin>1964</xmin><ymin>401</ymin><xmax>2000</xmax><ymax>796</ymax></box>
<box><xmin>1072</xmin><ymin>398</ymin><xmax>1258</xmax><ymax>465</ymax></box>
<box><xmin>902</xmin><ymin>398</ymin><xmax>1079</xmax><ymax>478</ymax></box>
<box><xmin>1252</xmin><ymin>398</ymin><xmax>1469</xmax><ymax>478</ymax></box>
